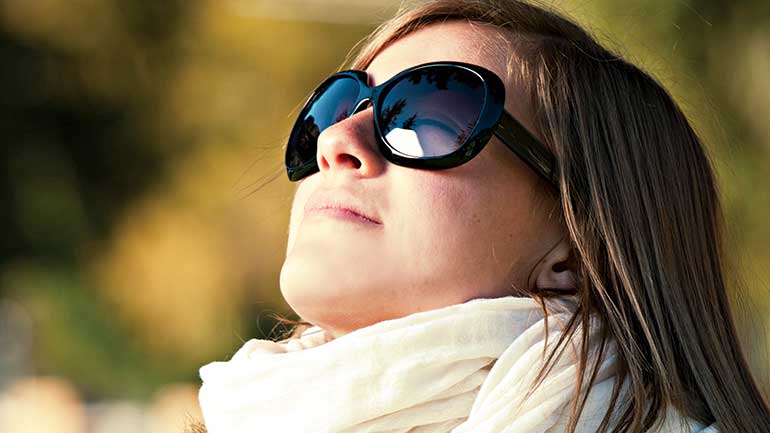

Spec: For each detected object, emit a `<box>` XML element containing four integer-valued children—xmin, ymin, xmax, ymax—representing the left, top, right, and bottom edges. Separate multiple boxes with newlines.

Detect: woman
<box><xmin>194</xmin><ymin>1</ymin><xmax>770</xmax><ymax>432</ymax></box>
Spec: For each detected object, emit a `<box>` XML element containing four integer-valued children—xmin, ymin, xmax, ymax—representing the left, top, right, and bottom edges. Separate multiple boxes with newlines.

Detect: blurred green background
<box><xmin>0</xmin><ymin>0</ymin><xmax>768</xmax><ymax>431</ymax></box>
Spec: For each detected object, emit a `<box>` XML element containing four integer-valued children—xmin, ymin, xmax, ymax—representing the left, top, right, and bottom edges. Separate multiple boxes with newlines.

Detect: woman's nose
<box><xmin>316</xmin><ymin>106</ymin><xmax>386</xmax><ymax>180</ymax></box>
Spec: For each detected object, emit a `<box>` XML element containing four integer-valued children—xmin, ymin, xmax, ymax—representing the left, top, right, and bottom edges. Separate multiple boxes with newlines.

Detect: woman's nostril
<box><xmin>336</xmin><ymin>154</ymin><xmax>362</xmax><ymax>169</ymax></box>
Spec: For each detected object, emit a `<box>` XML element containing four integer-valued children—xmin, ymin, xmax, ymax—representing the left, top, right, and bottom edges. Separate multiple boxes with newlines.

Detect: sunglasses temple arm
<box><xmin>494</xmin><ymin>110</ymin><xmax>559</xmax><ymax>189</ymax></box>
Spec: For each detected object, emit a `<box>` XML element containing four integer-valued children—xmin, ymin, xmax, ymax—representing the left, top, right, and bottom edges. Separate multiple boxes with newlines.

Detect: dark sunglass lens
<box><xmin>287</xmin><ymin>76</ymin><xmax>360</xmax><ymax>170</ymax></box>
<box><xmin>378</xmin><ymin>67</ymin><xmax>485</xmax><ymax>158</ymax></box>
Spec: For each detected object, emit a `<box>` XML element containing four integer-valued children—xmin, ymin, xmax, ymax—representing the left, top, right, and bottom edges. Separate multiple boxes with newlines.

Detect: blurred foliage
<box><xmin>0</xmin><ymin>0</ymin><xmax>376</xmax><ymax>399</ymax></box>
<box><xmin>0</xmin><ymin>0</ymin><xmax>768</xmax><ymax>401</ymax></box>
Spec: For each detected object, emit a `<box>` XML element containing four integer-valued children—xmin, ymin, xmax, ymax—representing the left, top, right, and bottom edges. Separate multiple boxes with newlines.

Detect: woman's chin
<box><xmin>280</xmin><ymin>254</ymin><xmax>355</xmax><ymax>318</ymax></box>
<box><xmin>279</xmin><ymin>255</ymin><xmax>400</xmax><ymax>335</ymax></box>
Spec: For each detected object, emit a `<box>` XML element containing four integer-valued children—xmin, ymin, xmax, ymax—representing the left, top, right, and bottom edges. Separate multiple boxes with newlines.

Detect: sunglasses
<box><xmin>285</xmin><ymin>60</ymin><xmax>558</xmax><ymax>188</ymax></box>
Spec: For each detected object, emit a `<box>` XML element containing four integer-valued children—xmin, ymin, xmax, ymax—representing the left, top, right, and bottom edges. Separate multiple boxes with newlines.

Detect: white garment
<box><xmin>198</xmin><ymin>296</ymin><xmax>719</xmax><ymax>433</ymax></box>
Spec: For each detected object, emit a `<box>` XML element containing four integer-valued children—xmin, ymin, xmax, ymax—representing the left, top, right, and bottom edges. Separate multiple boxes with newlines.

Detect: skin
<box><xmin>279</xmin><ymin>20</ymin><xmax>577</xmax><ymax>338</ymax></box>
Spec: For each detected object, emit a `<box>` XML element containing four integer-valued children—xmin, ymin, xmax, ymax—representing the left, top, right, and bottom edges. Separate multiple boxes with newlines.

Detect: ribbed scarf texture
<box><xmin>198</xmin><ymin>296</ymin><xmax>719</xmax><ymax>433</ymax></box>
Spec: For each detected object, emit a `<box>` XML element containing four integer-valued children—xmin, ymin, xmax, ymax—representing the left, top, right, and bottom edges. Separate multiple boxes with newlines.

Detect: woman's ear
<box><xmin>532</xmin><ymin>236</ymin><xmax>578</xmax><ymax>293</ymax></box>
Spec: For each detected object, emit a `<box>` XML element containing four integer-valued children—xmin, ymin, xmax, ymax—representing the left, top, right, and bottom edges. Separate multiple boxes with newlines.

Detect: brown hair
<box><xmin>193</xmin><ymin>1</ymin><xmax>770</xmax><ymax>432</ymax></box>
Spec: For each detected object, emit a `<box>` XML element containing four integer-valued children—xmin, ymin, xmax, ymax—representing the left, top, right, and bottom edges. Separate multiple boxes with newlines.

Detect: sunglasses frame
<box><xmin>286</xmin><ymin>60</ymin><xmax>558</xmax><ymax>189</ymax></box>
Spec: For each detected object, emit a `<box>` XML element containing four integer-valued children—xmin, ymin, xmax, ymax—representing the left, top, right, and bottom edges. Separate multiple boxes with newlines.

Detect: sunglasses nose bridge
<box><xmin>352</xmin><ymin>97</ymin><xmax>373</xmax><ymax>115</ymax></box>
<box><xmin>314</xmin><ymin>95</ymin><xmax>387</xmax><ymax>181</ymax></box>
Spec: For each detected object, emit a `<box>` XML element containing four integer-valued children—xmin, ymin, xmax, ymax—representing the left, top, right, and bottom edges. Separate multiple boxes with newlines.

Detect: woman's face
<box><xmin>279</xmin><ymin>21</ymin><xmax>566</xmax><ymax>337</ymax></box>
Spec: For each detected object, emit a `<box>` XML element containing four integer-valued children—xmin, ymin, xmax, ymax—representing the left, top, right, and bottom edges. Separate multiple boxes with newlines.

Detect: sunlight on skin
<box><xmin>279</xmin><ymin>21</ymin><xmax>570</xmax><ymax>338</ymax></box>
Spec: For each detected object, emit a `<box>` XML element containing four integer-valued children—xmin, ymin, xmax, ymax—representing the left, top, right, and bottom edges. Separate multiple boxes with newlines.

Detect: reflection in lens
<box><xmin>287</xmin><ymin>77</ymin><xmax>360</xmax><ymax>168</ymax></box>
<box><xmin>384</xmin><ymin>128</ymin><xmax>421</xmax><ymax>156</ymax></box>
<box><xmin>379</xmin><ymin>67</ymin><xmax>484</xmax><ymax>158</ymax></box>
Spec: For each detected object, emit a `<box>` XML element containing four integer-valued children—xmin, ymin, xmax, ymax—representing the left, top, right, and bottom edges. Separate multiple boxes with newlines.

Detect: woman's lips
<box><xmin>305</xmin><ymin>206</ymin><xmax>382</xmax><ymax>225</ymax></box>
<box><xmin>303</xmin><ymin>188</ymin><xmax>383</xmax><ymax>225</ymax></box>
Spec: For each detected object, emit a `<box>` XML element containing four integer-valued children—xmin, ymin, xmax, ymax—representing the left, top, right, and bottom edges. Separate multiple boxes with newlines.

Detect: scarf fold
<box><xmin>198</xmin><ymin>296</ymin><xmax>719</xmax><ymax>433</ymax></box>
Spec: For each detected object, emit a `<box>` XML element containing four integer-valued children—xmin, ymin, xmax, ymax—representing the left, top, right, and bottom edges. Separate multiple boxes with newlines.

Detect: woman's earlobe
<box><xmin>533</xmin><ymin>237</ymin><xmax>578</xmax><ymax>292</ymax></box>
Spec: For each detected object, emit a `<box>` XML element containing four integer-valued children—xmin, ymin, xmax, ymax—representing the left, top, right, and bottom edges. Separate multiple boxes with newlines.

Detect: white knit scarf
<box><xmin>198</xmin><ymin>296</ymin><xmax>719</xmax><ymax>433</ymax></box>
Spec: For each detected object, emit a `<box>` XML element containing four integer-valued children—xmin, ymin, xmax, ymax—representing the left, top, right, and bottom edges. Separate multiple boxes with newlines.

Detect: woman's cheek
<box><xmin>285</xmin><ymin>179</ymin><xmax>315</xmax><ymax>257</ymax></box>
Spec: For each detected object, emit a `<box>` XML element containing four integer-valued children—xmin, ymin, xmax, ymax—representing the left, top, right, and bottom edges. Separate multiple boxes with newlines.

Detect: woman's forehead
<box><xmin>364</xmin><ymin>21</ymin><xmax>512</xmax><ymax>87</ymax></box>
